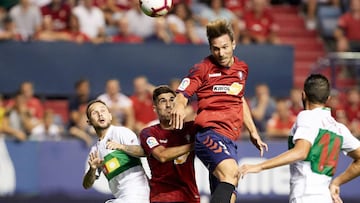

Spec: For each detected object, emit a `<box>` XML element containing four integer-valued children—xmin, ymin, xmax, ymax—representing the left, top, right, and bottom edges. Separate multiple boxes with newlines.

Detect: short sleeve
<box><xmin>139</xmin><ymin>127</ymin><xmax>160</xmax><ymax>156</ymax></box>
<box><xmin>177</xmin><ymin>64</ymin><xmax>204</xmax><ymax>98</ymax></box>
<box><xmin>340</xmin><ymin>123</ymin><xmax>360</xmax><ymax>154</ymax></box>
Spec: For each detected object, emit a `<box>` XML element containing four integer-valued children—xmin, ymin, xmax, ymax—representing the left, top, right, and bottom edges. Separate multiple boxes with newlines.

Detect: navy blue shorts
<box><xmin>195</xmin><ymin>128</ymin><xmax>239</xmax><ymax>193</ymax></box>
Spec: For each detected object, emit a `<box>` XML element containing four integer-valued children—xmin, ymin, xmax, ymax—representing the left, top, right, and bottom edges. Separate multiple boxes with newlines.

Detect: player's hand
<box><xmin>329</xmin><ymin>183</ymin><xmax>343</xmax><ymax>203</ymax></box>
<box><xmin>170</xmin><ymin>103</ymin><xmax>186</xmax><ymax>129</ymax></box>
<box><xmin>250</xmin><ymin>135</ymin><xmax>268</xmax><ymax>157</ymax></box>
<box><xmin>88</xmin><ymin>151</ymin><xmax>103</xmax><ymax>169</ymax></box>
<box><xmin>239</xmin><ymin>164</ymin><xmax>262</xmax><ymax>179</ymax></box>
<box><xmin>106</xmin><ymin>140</ymin><xmax>123</xmax><ymax>151</ymax></box>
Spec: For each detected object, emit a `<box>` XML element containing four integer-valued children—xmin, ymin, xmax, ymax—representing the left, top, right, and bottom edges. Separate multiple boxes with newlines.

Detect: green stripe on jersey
<box><xmin>103</xmin><ymin>150</ymin><xmax>141</xmax><ymax>180</ymax></box>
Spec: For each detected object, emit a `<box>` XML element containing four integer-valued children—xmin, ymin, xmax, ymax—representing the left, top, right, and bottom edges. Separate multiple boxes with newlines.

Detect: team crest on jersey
<box><xmin>146</xmin><ymin>137</ymin><xmax>159</xmax><ymax>148</ymax></box>
<box><xmin>178</xmin><ymin>78</ymin><xmax>190</xmax><ymax>91</ymax></box>
<box><xmin>103</xmin><ymin>157</ymin><xmax>120</xmax><ymax>174</ymax></box>
<box><xmin>238</xmin><ymin>71</ymin><xmax>244</xmax><ymax>80</ymax></box>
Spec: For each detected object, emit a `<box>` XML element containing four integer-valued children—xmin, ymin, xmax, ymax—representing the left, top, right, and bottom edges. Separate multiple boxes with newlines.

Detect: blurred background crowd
<box><xmin>0</xmin><ymin>0</ymin><xmax>359</xmax><ymax>147</ymax></box>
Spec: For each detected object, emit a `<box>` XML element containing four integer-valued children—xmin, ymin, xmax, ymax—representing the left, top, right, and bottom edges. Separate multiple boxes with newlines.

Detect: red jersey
<box><xmin>140</xmin><ymin>121</ymin><xmax>200</xmax><ymax>203</ymax></box>
<box><xmin>243</xmin><ymin>9</ymin><xmax>278</xmax><ymax>38</ymax></box>
<box><xmin>338</xmin><ymin>12</ymin><xmax>360</xmax><ymax>41</ymax></box>
<box><xmin>130</xmin><ymin>93</ymin><xmax>157</xmax><ymax>124</ymax></box>
<box><xmin>177</xmin><ymin>56</ymin><xmax>248</xmax><ymax>140</ymax></box>
<box><xmin>41</xmin><ymin>3</ymin><xmax>71</xmax><ymax>31</ymax></box>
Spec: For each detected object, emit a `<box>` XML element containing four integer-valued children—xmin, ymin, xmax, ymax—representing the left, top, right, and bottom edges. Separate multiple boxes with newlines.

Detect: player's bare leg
<box><xmin>211</xmin><ymin>159</ymin><xmax>240</xmax><ymax>203</ymax></box>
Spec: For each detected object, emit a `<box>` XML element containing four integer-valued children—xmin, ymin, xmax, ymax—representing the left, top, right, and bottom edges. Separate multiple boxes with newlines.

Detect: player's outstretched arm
<box><xmin>106</xmin><ymin>140</ymin><xmax>145</xmax><ymax>157</ymax></box>
<box><xmin>239</xmin><ymin>139</ymin><xmax>311</xmax><ymax>178</ymax></box>
<box><xmin>170</xmin><ymin>93</ymin><xmax>188</xmax><ymax>129</ymax></box>
<box><xmin>242</xmin><ymin>97</ymin><xmax>268</xmax><ymax>156</ymax></box>
<box><xmin>330</xmin><ymin>147</ymin><xmax>360</xmax><ymax>203</ymax></box>
<box><xmin>151</xmin><ymin>143</ymin><xmax>194</xmax><ymax>163</ymax></box>
<box><xmin>83</xmin><ymin>151</ymin><xmax>103</xmax><ymax>189</ymax></box>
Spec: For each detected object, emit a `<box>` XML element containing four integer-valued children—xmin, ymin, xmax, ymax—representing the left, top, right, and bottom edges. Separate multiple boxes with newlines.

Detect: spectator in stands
<box><xmin>266</xmin><ymin>97</ymin><xmax>296</xmax><ymax>138</ymax></box>
<box><xmin>6</xmin><ymin>81</ymin><xmax>45</xmax><ymax>120</ymax></box>
<box><xmin>166</xmin><ymin>1</ymin><xmax>203</xmax><ymax>44</ymax></box>
<box><xmin>250</xmin><ymin>83</ymin><xmax>276</xmax><ymax>133</ymax></box>
<box><xmin>98</xmin><ymin>0</ymin><xmax>124</xmax><ymax>37</ymax></box>
<box><xmin>35</xmin><ymin>15</ymin><xmax>69</xmax><ymax>41</ymax></box>
<box><xmin>68</xmin><ymin>79</ymin><xmax>95</xmax><ymax>147</ymax></box>
<box><xmin>4</xmin><ymin>92</ymin><xmax>38</xmax><ymax>139</ymax></box>
<box><xmin>302</xmin><ymin>0</ymin><xmax>340</xmax><ymax>30</ymax></box>
<box><xmin>241</xmin><ymin>0</ymin><xmax>280</xmax><ymax>44</ymax></box>
<box><xmin>333</xmin><ymin>0</ymin><xmax>360</xmax><ymax>52</ymax></box>
<box><xmin>195</xmin><ymin>0</ymin><xmax>241</xmax><ymax>43</ymax></box>
<box><xmin>72</xmin><ymin>0</ymin><xmax>106</xmax><ymax>43</ymax></box>
<box><xmin>0</xmin><ymin>15</ymin><xmax>21</xmax><ymax>41</ymax></box>
<box><xmin>326</xmin><ymin>89</ymin><xmax>346</xmax><ymax>119</ymax></box>
<box><xmin>40</xmin><ymin>0</ymin><xmax>71</xmax><ymax>31</ymax></box>
<box><xmin>224</xmin><ymin>0</ymin><xmax>249</xmax><ymax>19</ymax></box>
<box><xmin>344</xmin><ymin>87</ymin><xmax>360</xmax><ymax>136</ymax></box>
<box><xmin>97</xmin><ymin>79</ymin><xmax>135</xmax><ymax>130</ymax></box>
<box><xmin>0</xmin><ymin>93</ymin><xmax>27</xmax><ymax>142</ymax></box>
<box><xmin>109</xmin><ymin>17</ymin><xmax>144</xmax><ymax>43</ymax></box>
<box><xmin>130</xmin><ymin>76</ymin><xmax>157</xmax><ymax>134</ymax></box>
<box><xmin>9</xmin><ymin>0</ymin><xmax>43</xmax><ymax>41</ymax></box>
<box><xmin>288</xmin><ymin>87</ymin><xmax>303</xmax><ymax>116</ymax></box>
<box><xmin>63</xmin><ymin>14</ymin><xmax>90</xmax><ymax>43</ymax></box>
<box><xmin>29</xmin><ymin>109</ymin><xmax>64</xmax><ymax>141</ymax></box>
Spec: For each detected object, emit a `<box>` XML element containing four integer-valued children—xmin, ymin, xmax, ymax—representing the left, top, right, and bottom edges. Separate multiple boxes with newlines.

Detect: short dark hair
<box><xmin>152</xmin><ymin>85</ymin><xmax>176</xmax><ymax>104</ymax></box>
<box><xmin>304</xmin><ymin>74</ymin><xmax>330</xmax><ymax>104</ymax></box>
<box><xmin>206</xmin><ymin>19</ymin><xmax>234</xmax><ymax>44</ymax></box>
<box><xmin>86</xmin><ymin>99</ymin><xmax>107</xmax><ymax>119</ymax></box>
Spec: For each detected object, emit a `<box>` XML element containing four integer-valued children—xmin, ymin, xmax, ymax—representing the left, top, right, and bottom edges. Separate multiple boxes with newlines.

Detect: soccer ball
<box><xmin>139</xmin><ymin>0</ymin><xmax>173</xmax><ymax>17</ymax></box>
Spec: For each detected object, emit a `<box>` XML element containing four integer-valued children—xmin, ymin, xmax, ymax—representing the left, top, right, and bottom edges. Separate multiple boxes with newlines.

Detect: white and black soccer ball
<box><xmin>139</xmin><ymin>0</ymin><xmax>173</xmax><ymax>17</ymax></box>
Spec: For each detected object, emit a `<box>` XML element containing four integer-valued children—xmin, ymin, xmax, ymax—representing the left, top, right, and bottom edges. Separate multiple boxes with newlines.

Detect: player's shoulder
<box><xmin>112</xmin><ymin>125</ymin><xmax>136</xmax><ymax>134</ymax></box>
<box><xmin>139</xmin><ymin>124</ymin><xmax>161</xmax><ymax>137</ymax></box>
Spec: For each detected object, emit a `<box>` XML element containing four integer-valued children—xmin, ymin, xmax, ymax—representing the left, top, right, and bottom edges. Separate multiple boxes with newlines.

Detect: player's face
<box><xmin>154</xmin><ymin>93</ymin><xmax>175</xmax><ymax>121</ymax></box>
<box><xmin>210</xmin><ymin>34</ymin><xmax>235</xmax><ymax>67</ymax></box>
<box><xmin>87</xmin><ymin>102</ymin><xmax>112</xmax><ymax>129</ymax></box>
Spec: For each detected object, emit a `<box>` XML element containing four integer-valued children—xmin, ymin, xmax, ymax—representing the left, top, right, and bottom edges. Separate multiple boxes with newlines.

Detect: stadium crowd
<box><xmin>0</xmin><ymin>76</ymin><xmax>359</xmax><ymax>148</ymax></box>
<box><xmin>0</xmin><ymin>0</ymin><xmax>359</xmax><ymax>144</ymax></box>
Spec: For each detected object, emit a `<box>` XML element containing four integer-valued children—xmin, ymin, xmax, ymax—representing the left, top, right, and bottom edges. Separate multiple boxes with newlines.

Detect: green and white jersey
<box><xmin>288</xmin><ymin>107</ymin><xmax>360</xmax><ymax>201</ymax></box>
<box><xmin>90</xmin><ymin>125</ymin><xmax>149</xmax><ymax>202</ymax></box>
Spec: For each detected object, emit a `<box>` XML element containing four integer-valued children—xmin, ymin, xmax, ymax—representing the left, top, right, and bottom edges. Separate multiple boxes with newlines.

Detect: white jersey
<box><xmin>289</xmin><ymin>107</ymin><xmax>360</xmax><ymax>202</ymax></box>
<box><xmin>90</xmin><ymin>125</ymin><xmax>149</xmax><ymax>203</ymax></box>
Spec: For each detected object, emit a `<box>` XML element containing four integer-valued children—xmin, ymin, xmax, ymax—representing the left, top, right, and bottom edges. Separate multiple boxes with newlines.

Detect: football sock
<box><xmin>210</xmin><ymin>182</ymin><xmax>235</xmax><ymax>203</ymax></box>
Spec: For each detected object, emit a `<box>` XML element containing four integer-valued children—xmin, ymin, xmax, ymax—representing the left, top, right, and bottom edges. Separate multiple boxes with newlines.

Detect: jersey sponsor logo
<box><xmin>213</xmin><ymin>85</ymin><xmax>230</xmax><ymax>92</ymax></box>
<box><xmin>178</xmin><ymin>78</ymin><xmax>190</xmax><ymax>91</ymax></box>
<box><xmin>146</xmin><ymin>137</ymin><xmax>159</xmax><ymax>148</ymax></box>
<box><xmin>209</xmin><ymin>72</ymin><xmax>221</xmax><ymax>77</ymax></box>
<box><xmin>213</xmin><ymin>82</ymin><xmax>243</xmax><ymax>95</ymax></box>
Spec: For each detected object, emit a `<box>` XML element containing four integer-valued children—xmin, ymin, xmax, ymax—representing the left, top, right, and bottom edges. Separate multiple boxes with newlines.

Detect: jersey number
<box><xmin>315</xmin><ymin>132</ymin><xmax>342</xmax><ymax>176</ymax></box>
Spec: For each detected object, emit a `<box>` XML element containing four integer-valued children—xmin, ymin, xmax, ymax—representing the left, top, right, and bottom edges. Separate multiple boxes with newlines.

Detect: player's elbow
<box><xmin>295</xmin><ymin>150</ymin><xmax>309</xmax><ymax>161</ymax></box>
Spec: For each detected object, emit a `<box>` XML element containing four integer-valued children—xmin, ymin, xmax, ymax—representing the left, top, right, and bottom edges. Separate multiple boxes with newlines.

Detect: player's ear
<box><xmin>232</xmin><ymin>40</ymin><xmax>236</xmax><ymax>50</ymax></box>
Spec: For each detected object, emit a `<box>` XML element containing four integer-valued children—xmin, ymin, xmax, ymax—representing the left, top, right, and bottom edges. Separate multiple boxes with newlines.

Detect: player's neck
<box><xmin>96</xmin><ymin>128</ymin><xmax>109</xmax><ymax>140</ymax></box>
<box><xmin>160</xmin><ymin>120</ymin><xmax>174</xmax><ymax>130</ymax></box>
